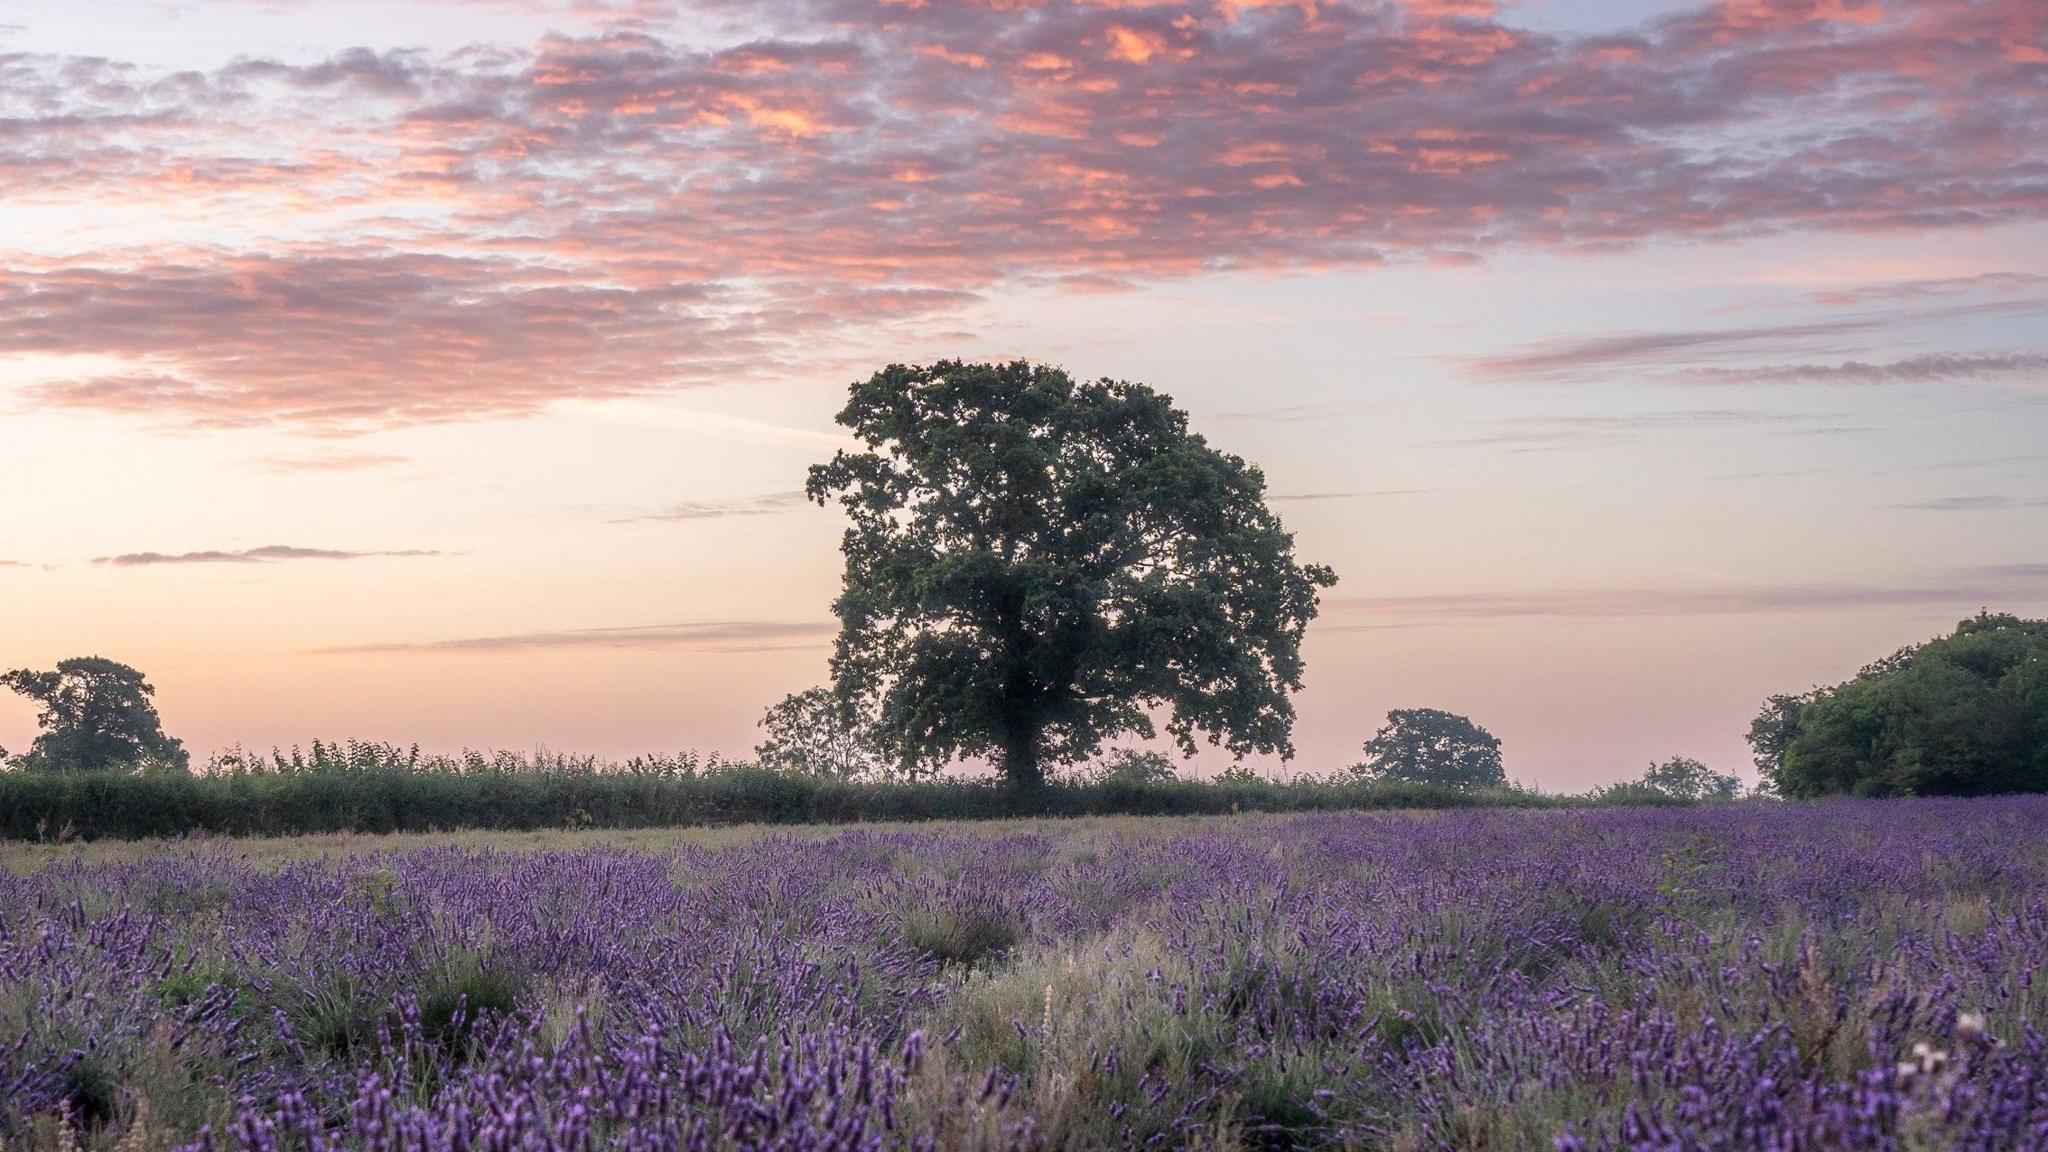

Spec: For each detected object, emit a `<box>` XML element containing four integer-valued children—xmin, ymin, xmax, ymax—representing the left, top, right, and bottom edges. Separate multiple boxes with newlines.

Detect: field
<box><xmin>4</xmin><ymin>802</ymin><xmax>2046</xmax><ymax>1151</ymax></box>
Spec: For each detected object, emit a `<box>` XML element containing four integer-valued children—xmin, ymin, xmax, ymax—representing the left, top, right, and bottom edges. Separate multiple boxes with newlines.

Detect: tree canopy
<box><xmin>1</xmin><ymin>656</ymin><xmax>188</xmax><ymax>774</ymax></box>
<box><xmin>806</xmin><ymin>360</ymin><xmax>1336</xmax><ymax>788</ymax></box>
<box><xmin>1354</xmin><ymin>708</ymin><xmax>1505</xmax><ymax>790</ymax></box>
<box><xmin>1749</xmin><ymin>611</ymin><xmax>2048</xmax><ymax>798</ymax></box>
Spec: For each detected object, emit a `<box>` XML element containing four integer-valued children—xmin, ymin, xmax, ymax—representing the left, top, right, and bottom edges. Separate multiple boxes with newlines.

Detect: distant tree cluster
<box><xmin>1635</xmin><ymin>755</ymin><xmax>1742</xmax><ymax>801</ymax></box>
<box><xmin>1579</xmin><ymin>755</ymin><xmax>1743</xmax><ymax>804</ymax></box>
<box><xmin>1750</xmin><ymin>612</ymin><xmax>2048</xmax><ymax>798</ymax></box>
<box><xmin>1345</xmin><ymin>711</ymin><xmax>1750</xmax><ymax>802</ymax></box>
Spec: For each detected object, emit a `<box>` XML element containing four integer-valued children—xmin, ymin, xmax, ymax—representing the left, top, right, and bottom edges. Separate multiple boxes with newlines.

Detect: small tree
<box><xmin>1</xmin><ymin>656</ymin><xmax>188</xmax><ymax>774</ymax></box>
<box><xmin>1638</xmin><ymin>756</ymin><xmax>1741</xmax><ymax>801</ymax></box>
<box><xmin>1081</xmin><ymin>748</ymin><xmax>1180</xmax><ymax>786</ymax></box>
<box><xmin>1354</xmin><ymin>708</ymin><xmax>1504</xmax><ymax>790</ymax></box>
<box><xmin>807</xmin><ymin>360</ymin><xmax>1336</xmax><ymax>789</ymax></box>
<box><xmin>754</xmin><ymin>687</ymin><xmax>920</xmax><ymax>781</ymax></box>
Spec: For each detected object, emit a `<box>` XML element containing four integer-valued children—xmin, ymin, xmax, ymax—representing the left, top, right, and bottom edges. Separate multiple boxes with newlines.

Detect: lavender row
<box><xmin>4</xmin><ymin>801</ymin><xmax>2047</xmax><ymax>1149</ymax></box>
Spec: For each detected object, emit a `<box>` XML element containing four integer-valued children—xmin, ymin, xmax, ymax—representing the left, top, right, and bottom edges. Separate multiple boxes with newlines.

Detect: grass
<box><xmin>0</xmin><ymin>811</ymin><xmax>1334</xmax><ymax>872</ymax></box>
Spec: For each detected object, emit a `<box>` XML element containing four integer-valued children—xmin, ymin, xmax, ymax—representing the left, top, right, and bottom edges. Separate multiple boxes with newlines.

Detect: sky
<box><xmin>1</xmin><ymin>0</ymin><xmax>2044</xmax><ymax>789</ymax></box>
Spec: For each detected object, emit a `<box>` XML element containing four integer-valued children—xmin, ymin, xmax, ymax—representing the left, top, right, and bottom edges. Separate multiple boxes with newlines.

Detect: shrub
<box><xmin>0</xmin><ymin>751</ymin><xmax>1567</xmax><ymax>841</ymax></box>
<box><xmin>900</xmin><ymin>904</ymin><xmax>1021</xmax><ymax>970</ymax></box>
<box><xmin>1073</xmin><ymin>748</ymin><xmax>1180</xmax><ymax>786</ymax></box>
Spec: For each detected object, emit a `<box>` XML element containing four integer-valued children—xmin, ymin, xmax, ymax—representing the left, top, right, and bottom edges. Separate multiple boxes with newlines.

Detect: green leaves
<box><xmin>1752</xmin><ymin>611</ymin><xmax>2048</xmax><ymax>798</ymax></box>
<box><xmin>1</xmin><ymin>656</ymin><xmax>187</xmax><ymax>775</ymax></box>
<box><xmin>1638</xmin><ymin>756</ymin><xmax>1742</xmax><ymax>802</ymax></box>
<box><xmin>807</xmin><ymin>360</ymin><xmax>1335</xmax><ymax>786</ymax></box>
<box><xmin>1354</xmin><ymin>708</ymin><xmax>1505</xmax><ymax>790</ymax></box>
<box><xmin>754</xmin><ymin>687</ymin><xmax>923</xmax><ymax>782</ymax></box>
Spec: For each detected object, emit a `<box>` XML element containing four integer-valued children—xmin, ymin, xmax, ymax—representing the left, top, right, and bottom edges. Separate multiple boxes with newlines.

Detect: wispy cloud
<box><xmin>1712</xmin><ymin>453</ymin><xmax>2048</xmax><ymax>483</ymax></box>
<box><xmin>253</xmin><ymin>451</ymin><xmax>411</xmax><ymax>473</ymax></box>
<box><xmin>96</xmin><ymin>545</ymin><xmax>445</xmax><ymax>566</ymax></box>
<box><xmin>1205</xmin><ymin>405</ymin><xmax>1351</xmax><ymax>424</ymax></box>
<box><xmin>323</xmin><ymin>619</ymin><xmax>834</xmax><ymax>654</ymax></box>
<box><xmin>1971</xmin><ymin>564</ymin><xmax>2048</xmax><ymax>581</ymax></box>
<box><xmin>1328</xmin><ymin>564</ymin><xmax>2048</xmax><ymax>623</ymax></box>
<box><xmin>1463</xmin><ymin>295</ymin><xmax>2048</xmax><ymax>384</ymax></box>
<box><xmin>1460</xmin><ymin>320</ymin><xmax>1876</xmax><ymax>382</ymax></box>
<box><xmin>1809</xmin><ymin>273</ymin><xmax>2048</xmax><ymax>307</ymax></box>
<box><xmin>1458</xmin><ymin>409</ymin><xmax>1862</xmax><ymax>451</ymax></box>
<box><xmin>1673</xmin><ymin>352</ymin><xmax>2048</xmax><ymax>388</ymax></box>
<box><xmin>1270</xmin><ymin>490</ymin><xmax>1431</xmax><ymax>501</ymax></box>
<box><xmin>608</xmin><ymin>491</ymin><xmax>809</xmax><ymax>523</ymax></box>
<box><xmin>1891</xmin><ymin>495</ymin><xmax>2048</xmax><ymax>512</ymax></box>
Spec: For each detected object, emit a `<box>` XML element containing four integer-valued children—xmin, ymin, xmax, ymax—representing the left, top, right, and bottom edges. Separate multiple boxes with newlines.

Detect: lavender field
<box><xmin>4</xmin><ymin>803</ymin><xmax>2046</xmax><ymax>1151</ymax></box>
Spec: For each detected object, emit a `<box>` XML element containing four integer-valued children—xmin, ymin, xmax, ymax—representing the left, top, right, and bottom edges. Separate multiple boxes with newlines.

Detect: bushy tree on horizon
<box><xmin>1353</xmin><ymin>708</ymin><xmax>1504</xmax><ymax>790</ymax></box>
<box><xmin>754</xmin><ymin>687</ymin><xmax>922</xmax><ymax>781</ymax></box>
<box><xmin>1</xmin><ymin>656</ymin><xmax>188</xmax><ymax>774</ymax></box>
<box><xmin>1637</xmin><ymin>755</ymin><xmax>1742</xmax><ymax>801</ymax></box>
<box><xmin>806</xmin><ymin>360</ymin><xmax>1336</xmax><ymax>789</ymax></box>
<box><xmin>1077</xmin><ymin>747</ymin><xmax>1180</xmax><ymax>786</ymax></box>
<box><xmin>1750</xmin><ymin>611</ymin><xmax>2048</xmax><ymax>798</ymax></box>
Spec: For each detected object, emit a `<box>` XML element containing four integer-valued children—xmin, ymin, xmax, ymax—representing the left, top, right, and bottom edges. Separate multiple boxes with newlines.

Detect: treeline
<box><xmin>15</xmin><ymin>606</ymin><xmax>2038</xmax><ymax>842</ymax></box>
<box><xmin>0</xmin><ymin>743</ymin><xmax>1596</xmax><ymax>842</ymax></box>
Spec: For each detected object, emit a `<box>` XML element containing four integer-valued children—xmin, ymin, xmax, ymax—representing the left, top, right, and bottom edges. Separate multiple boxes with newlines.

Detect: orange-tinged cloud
<box><xmin>1251</xmin><ymin>170</ymin><xmax>1306</xmax><ymax>188</ymax></box>
<box><xmin>915</xmin><ymin>44</ymin><xmax>989</xmax><ymax>67</ymax></box>
<box><xmin>1105</xmin><ymin>26</ymin><xmax>1170</xmax><ymax>63</ymax></box>
<box><xmin>0</xmin><ymin>0</ymin><xmax>2040</xmax><ymax>428</ymax></box>
<box><xmin>745</xmin><ymin>104</ymin><xmax>829</xmax><ymax>136</ymax></box>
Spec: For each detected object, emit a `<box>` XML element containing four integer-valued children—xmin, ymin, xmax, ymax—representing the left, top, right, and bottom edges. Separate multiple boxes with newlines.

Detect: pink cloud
<box><xmin>1</xmin><ymin>0</ymin><xmax>2042</xmax><ymax>427</ymax></box>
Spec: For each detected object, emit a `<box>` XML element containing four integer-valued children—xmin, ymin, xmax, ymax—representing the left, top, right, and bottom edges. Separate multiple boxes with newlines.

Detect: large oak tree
<box><xmin>807</xmin><ymin>361</ymin><xmax>1336</xmax><ymax>788</ymax></box>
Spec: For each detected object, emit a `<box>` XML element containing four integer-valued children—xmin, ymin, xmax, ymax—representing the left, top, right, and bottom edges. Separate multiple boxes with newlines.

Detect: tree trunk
<box><xmin>991</xmin><ymin>589</ymin><xmax>1046</xmax><ymax>795</ymax></box>
<box><xmin>998</xmin><ymin>722</ymin><xmax>1044</xmax><ymax>793</ymax></box>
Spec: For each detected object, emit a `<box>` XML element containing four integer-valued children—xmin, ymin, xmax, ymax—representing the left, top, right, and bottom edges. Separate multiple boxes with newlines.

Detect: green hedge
<box><xmin>0</xmin><ymin>767</ymin><xmax>1561</xmax><ymax>842</ymax></box>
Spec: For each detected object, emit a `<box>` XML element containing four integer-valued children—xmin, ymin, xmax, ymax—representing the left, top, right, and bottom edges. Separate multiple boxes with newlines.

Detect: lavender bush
<box><xmin>4</xmin><ymin>801</ymin><xmax>2046</xmax><ymax>1150</ymax></box>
